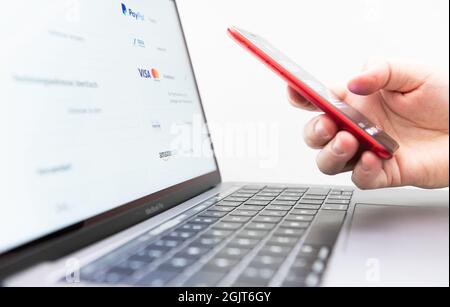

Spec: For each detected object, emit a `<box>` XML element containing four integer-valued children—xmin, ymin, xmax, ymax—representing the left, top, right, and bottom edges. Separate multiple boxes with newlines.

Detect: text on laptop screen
<box><xmin>0</xmin><ymin>0</ymin><xmax>217</xmax><ymax>254</ymax></box>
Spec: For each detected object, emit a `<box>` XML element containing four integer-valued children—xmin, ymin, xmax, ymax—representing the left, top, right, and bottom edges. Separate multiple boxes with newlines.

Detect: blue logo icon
<box><xmin>121</xmin><ymin>3</ymin><xmax>145</xmax><ymax>21</ymax></box>
<box><xmin>138</xmin><ymin>68</ymin><xmax>152</xmax><ymax>79</ymax></box>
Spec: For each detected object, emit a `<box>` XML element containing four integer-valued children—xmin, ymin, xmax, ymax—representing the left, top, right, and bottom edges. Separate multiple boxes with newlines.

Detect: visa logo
<box><xmin>138</xmin><ymin>68</ymin><xmax>152</xmax><ymax>79</ymax></box>
<box><xmin>121</xmin><ymin>3</ymin><xmax>145</xmax><ymax>21</ymax></box>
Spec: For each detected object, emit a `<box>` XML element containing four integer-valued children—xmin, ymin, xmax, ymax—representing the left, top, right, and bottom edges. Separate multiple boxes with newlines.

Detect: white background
<box><xmin>177</xmin><ymin>0</ymin><xmax>449</xmax><ymax>186</ymax></box>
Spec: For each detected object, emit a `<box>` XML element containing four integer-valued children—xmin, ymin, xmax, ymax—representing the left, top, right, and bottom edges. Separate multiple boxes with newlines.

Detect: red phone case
<box><xmin>228</xmin><ymin>27</ymin><xmax>397</xmax><ymax>159</ymax></box>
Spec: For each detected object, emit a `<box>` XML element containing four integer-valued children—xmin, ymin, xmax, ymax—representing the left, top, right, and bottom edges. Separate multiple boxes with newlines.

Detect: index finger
<box><xmin>287</xmin><ymin>85</ymin><xmax>349</xmax><ymax>112</ymax></box>
<box><xmin>287</xmin><ymin>86</ymin><xmax>319</xmax><ymax>111</ymax></box>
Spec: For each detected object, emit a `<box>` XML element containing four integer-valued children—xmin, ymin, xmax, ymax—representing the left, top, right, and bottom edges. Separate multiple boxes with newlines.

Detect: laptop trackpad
<box><xmin>343</xmin><ymin>204</ymin><xmax>449</xmax><ymax>286</ymax></box>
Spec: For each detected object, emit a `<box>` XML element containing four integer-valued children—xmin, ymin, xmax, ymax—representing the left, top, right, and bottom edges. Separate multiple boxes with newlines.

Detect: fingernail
<box><xmin>332</xmin><ymin>138</ymin><xmax>345</xmax><ymax>155</ymax></box>
<box><xmin>348</xmin><ymin>82</ymin><xmax>361</xmax><ymax>94</ymax></box>
<box><xmin>314</xmin><ymin>121</ymin><xmax>330</xmax><ymax>139</ymax></box>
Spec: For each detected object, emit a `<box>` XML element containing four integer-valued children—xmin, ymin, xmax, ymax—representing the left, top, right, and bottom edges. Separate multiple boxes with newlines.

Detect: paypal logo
<box><xmin>138</xmin><ymin>68</ymin><xmax>152</xmax><ymax>79</ymax></box>
<box><xmin>121</xmin><ymin>3</ymin><xmax>145</xmax><ymax>21</ymax></box>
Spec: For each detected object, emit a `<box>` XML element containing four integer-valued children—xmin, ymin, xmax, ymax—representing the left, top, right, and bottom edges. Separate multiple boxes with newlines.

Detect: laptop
<box><xmin>0</xmin><ymin>0</ymin><xmax>448</xmax><ymax>287</ymax></box>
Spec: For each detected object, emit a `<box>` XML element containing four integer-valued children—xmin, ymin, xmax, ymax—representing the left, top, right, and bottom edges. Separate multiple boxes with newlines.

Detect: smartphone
<box><xmin>228</xmin><ymin>26</ymin><xmax>399</xmax><ymax>159</ymax></box>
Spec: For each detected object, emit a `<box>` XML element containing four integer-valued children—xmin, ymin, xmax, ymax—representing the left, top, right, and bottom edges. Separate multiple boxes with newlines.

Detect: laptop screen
<box><xmin>0</xmin><ymin>0</ymin><xmax>217</xmax><ymax>254</ymax></box>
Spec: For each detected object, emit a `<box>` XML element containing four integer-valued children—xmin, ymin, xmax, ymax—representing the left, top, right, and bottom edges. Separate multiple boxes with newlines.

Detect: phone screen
<box><xmin>233</xmin><ymin>27</ymin><xmax>399</xmax><ymax>154</ymax></box>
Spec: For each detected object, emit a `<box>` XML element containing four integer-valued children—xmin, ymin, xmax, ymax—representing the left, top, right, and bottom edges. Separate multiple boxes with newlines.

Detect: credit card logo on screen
<box><xmin>138</xmin><ymin>68</ymin><xmax>161</xmax><ymax>81</ymax></box>
<box><xmin>151</xmin><ymin>69</ymin><xmax>160</xmax><ymax>80</ymax></box>
<box><xmin>138</xmin><ymin>68</ymin><xmax>152</xmax><ymax>79</ymax></box>
<box><xmin>121</xmin><ymin>3</ymin><xmax>145</xmax><ymax>21</ymax></box>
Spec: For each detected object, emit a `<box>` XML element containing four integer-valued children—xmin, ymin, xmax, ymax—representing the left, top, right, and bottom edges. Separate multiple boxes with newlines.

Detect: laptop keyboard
<box><xmin>79</xmin><ymin>186</ymin><xmax>353</xmax><ymax>287</ymax></box>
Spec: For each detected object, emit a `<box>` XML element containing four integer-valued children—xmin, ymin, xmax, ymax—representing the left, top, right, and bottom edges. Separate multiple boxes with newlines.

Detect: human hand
<box><xmin>288</xmin><ymin>59</ymin><xmax>449</xmax><ymax>189</ymax></box>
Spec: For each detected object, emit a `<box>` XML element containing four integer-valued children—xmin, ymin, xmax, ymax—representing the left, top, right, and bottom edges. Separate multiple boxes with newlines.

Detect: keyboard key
<box><xmin>271</xmin><ymin>200</ymin><xmax>296</xmax><ymax>206</ymax></box>
<box><xmin>213</xmin><ymin>222</ymin><xmax>243</xmax><ymax>231</ymax></box>
<box><xmin>181</xmin><ymin>223</ymin><xmax>207</xmax><ymax>232</ymax></box>
<box><xmin>204</xmin><ymin>257</ymin><xmax>240</xmax><ymax>272</ymax></box>
<box><xmin>103</xmin><ymin>267</ymin><xmax>135</xmax><ymax>284</ymax></box>
<box><xmin>217</xmin><ymin>246</ymin><xmax>251</xmax><ymax>259</ymax></box>
<box><xmin>253</xmin><ymin>216</ymin><xmax>282</xmax><ymax>224</ymax></box>
<box><xmin>159</xmin><ymin>256</ymin><xmax>196</xmax><ymax>272</ymax></box>
<box><xmin>298</xmin><ymin>199</ymin><xmax>323</xmax><ymax>205</ymax></box>
<box><xmin>260</xmin><ymin>245</ymin><xmax>293</xmax><ymax>257</ymax></box>
<box><xmin>235</xmin><ymin>266</ymin><xmax>276</xmax><ymax>286</ymax></box>
<box><xmin>231</xmin><ymin>210</ymin><xmax>258</xmax><ymax>217</ymax></box>
<box><xmin>281</xmin><ymin>192</ymin><xmax>304</xmax><ymax>197</ymax></box>
<box><xmin>225</xmin><ymin>197</ymin><xmax>249</xmax><ymax>202</ymax></box>
<box><xmin>252</xmin><ymin>196</ymin><xmax>275</xmax><ymax>201</ymax></box>
<box><xmin>342</xmin><ymin>191</ymin><xmax>353</xmax><ymax>196</ymax></box>
<box><xmin>117</xmin><ymin>258</ymin><xmax>147</xmax><ymax>271</ymax></box>
<box><xmin>216</xmin><ymin>201</ymin><xmax>242</xmax><ymax>207</ymax></box>
<box><xmin>318</xmin><ymin>246</ymin><xmax>331</xmax><ymax>260</ymax></box>
<box><xmin>295</xmin><ymin>204</ymin><xmax>321</xmax><ymax>210</ymax></box>
<box><xmin>210</xmin><ymin>205</ymin><xmax>235</xmax><ymax>213</ymax></box>
<box><xmin>135</xmin><ymin>270</ymin><xmax>178</xmax><ymax>287</ymax></box>
<box><xmin>130</xmin><ymin>248</ymin><xmax>163</xmax><ymax>263</ymax></box>
<box><xmin>282</xmin><ymin>272</ymin><xmax>307</xmax><ymax>287</ymax></box>
<box><xmin>240</xmin><ymin>189</ymin><xmax>261</xmax><ymax>195</ymax></box>
<box><xmin>192</xmin><ymin>217</ymin><xmax>218</xmax><ymax>224</ymax></box>
<box><xmin>246</xmin><ymin>222</ymin><xmax>276</xmax><ymax>231</ymax></box>
<box><xmin>298</xmin><ymin>245</ymin><xmax>319</xmax><ymax>259</ymax></box>
<box><xmin>183</xmin><ymin>271</ymin><xmax>226</xmax><ymax>287</ymax></box>
<box><xmin>239</xmin><ymin>229</ymin><xmax>269</xmax><ymax>239</ymax></box>
<box><xmin>277</xmin><ymin>196</ymin><xmax>301</xmax><ymax>201</ymax></box>
<box><xmin>199</xmin><ymin>210</ymin><xmax>228</xmax><ymax>218</ymax></box>
<box><xmin>240</xmin><ymin>190</ymin><xmax>258</xmax><ymax>195</ymax></box>
<box><xmin>167</xmin><ymin>230</ymin><xmax>197</xmax><ymax>240</ymax></box>
<box><xmin>245</xmin><ymin>200</ymin><xmax>271</xmax><ymax>206</ymax></box>
<box><xmin>302</xmin><ymin>195</ymin><xmax>327</xmax><ymax>200</ymax></box>
<box><xmin>325</xmin><ymin>199</ymin><xmax>350</xmax><ymax>205</ymax></box>
<box><xmin>274</xmin><ymin>228</ymin><xmax>305</xmax><ymax>237</ymax></box>
<box><xmin>259</xmin><ymin>210</ymin><xmax>288</xmax><ymax>217</ymax></box>
<box><xmin>153</xmin><ymin>239</ymin><xmax>179</xmax><ymax>249</ymax></box>
<box><xmin>242</xmin><ymin>205</ymin><xmax>265</xmax><ymax>211</ymax></box>
<box><xmin>229</xmin><ymin>237</ymin><xmax>260</xmax><ymax>248</ymax></box>
<box><xmin>285</xmin><ymin>214</ymin><xmax>314</xmax><ymax>222</ymax></box>
<box><xmin>280</xmin><ymin>221</ymin><xmax>310</xmax><ymax>229</ymax></box>
<box><xmin>311</xmin><ymin>260</ymin><xmax>326</xmax><ymax>274</ymax></box>
<box><xmin>291</xmin><ymin>209</ymin><xmax>317</xmax><ymax>216</ymax></box>
<box><xmin>178</xmin><ymin>245</ymin><xmax>210</xmax><ymax>258</ymax></box>
<box><xmin>127</xmin><ymin>254</ymin><xmax>156</xmax><ymax>266</ymax></box>
<box><xmin>222</xmin><ymin>215</ymin><xmax>251</xmax><ymax>223</ymax></box>
<box><xmin>257</xmin><ymin>193</ymin><xmax>280</xmax><ymax>197</ymax></box>
<box><xmin>251</xmin><ymin>255</ymin><xmax>286</xmax><ymax>268</ymax></box>
<box><xmin>304</xmin><ymin>273</ymin><xmax>321</xmax><ymax>287</ymax></box>
<box><xmin>204</xmin><ymin>229</ymin><xmax>234</xmax><ymax>239</ymax></box>
<box><xmin>193</xmin><ymin>236</ymin><xmax>223</xmax><ymax>248</ymax></box>
<box><xmin>327</xmin><ymin>195</ymin><xmax>352</xmax><ymax>200</ymax></box>
<box><xmin>266</xmin><ymin>205</ymin><xmax>293</xmax><ymax>211</ymax></box>
<box><xmin>306</xmin><ymin>188</ymin><xmax>330</xmax><ymax>196</ymax></box>
<box><xmin>232</xmin><ymin>193</ymin><xmax>255</xmax><ymax>198</ymax></box>
<box><xmin>322</xmin><ymin>204</ymin><xmax>349</xmax><ymax>211</ymax></box>
<box><xmin>268</xmin><ymin>236</ymin><xmax>299</xmax><ymax>247</ymax></box>
<box><xmin>291</xmin><ymin>258</ymin><xmax>313</xmax><ymax>272</ymax></box>
<box><xmin>285</xmin><ymin>188</ymin><xmax>308</xmax><ymax>193</ymax></box>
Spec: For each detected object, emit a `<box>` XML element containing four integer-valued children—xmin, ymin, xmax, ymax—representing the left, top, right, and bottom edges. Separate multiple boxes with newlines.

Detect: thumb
<box><xmin>348</xmin><ymin>59</ymin><xmax>430</xmax><ymax>96</ymax></box>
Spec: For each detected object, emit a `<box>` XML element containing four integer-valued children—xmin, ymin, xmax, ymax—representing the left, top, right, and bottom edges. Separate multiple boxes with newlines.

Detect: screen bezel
<box><xmin>0</xmin><ymin>0</ymin><xmax>222</xmax><ymax>281</ymax></box>
<box><xmin>228</xmin><ymin>27</ymin><xmax>399</xmax><ymax>159</ymax></box>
